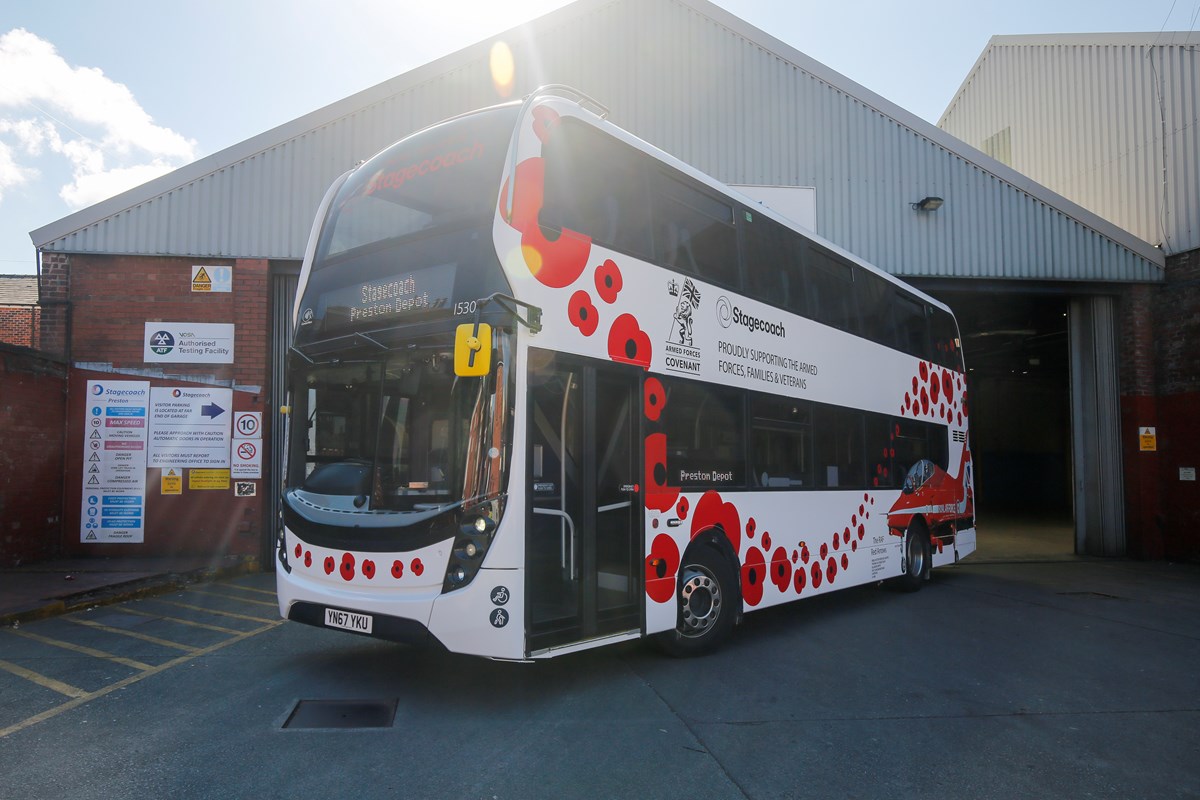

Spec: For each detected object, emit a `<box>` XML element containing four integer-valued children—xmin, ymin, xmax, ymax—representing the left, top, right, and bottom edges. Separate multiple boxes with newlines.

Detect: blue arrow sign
<box><xmin>201</xmin><ymin>403</ymin><xmax>225</xmax><ymax>419</ymax></box>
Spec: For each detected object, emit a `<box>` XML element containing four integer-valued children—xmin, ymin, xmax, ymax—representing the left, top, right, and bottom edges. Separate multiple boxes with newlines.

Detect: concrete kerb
<box><xmin>1</xmin><ymin>558</ymin><xmax>261</xmax><ymax>628</ymax></box>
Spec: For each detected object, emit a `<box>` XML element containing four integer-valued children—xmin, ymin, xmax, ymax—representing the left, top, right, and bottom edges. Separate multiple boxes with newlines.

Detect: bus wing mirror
<box><xmin>454</xmin><ymin>323</ymin><xmax>492</xmax><ymax>377</ymax></box>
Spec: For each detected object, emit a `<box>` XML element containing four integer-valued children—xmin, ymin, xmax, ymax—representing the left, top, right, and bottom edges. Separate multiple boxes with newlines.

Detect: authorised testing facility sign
<box><xmin>144</xmin><ymin>322</ymin><xmax>235</xmax><ymax>364</ymax></box>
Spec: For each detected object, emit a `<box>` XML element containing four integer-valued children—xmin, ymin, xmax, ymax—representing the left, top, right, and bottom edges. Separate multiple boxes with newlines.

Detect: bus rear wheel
<box><xmin>893</xmin><ymin>520</ymin><xmax>931</xmax><ymax>593</ymax></box>
<box><xmin>656</xmin><ymin>545</ymin><xmax>737</xmax><ymax>657</ymax></box>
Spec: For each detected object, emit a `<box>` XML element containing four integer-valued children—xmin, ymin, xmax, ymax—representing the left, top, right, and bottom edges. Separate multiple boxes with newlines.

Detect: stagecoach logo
<box><xmin>716</xmin><ymin>295</ymin><xmax>787</xmax><ymax>338</ymax></box>
<box><xmin>664</xmin><ymin>279</ymin><xmax>702</xmax><ymax>375</ymax></box>
<box><xmin>299</xmin><ymin>308</ymin><xmax>314</xmax><ymax>326</ymax></box>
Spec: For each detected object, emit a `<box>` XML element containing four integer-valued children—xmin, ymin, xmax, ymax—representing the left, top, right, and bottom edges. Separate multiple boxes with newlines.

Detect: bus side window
<box><xmin>868</xmin><ymin>415</ymin><xmax>897</xmax><ymax>489</ymax></box>
<box><xmin>892</xmin><ymin>292</ymin><xmax>931</xmax><ymax>361</ymax></box>
<box><xmin>541</xmin><ymin>119</ymin><xmax>653</xmax><ymax>262</ymax></box>
<box><xmin>651</xmin><ymin>172</ymin><xmax>739</xmax><ymax>288</ymax></box>
<box><xmin>808</xmin><ymin>249</ymin><xmax>860</xmax><ymax>335</ymax></box>
<box><xmin>742</xmin><ymin>213</ymin><xmax>808</xmax><ymax>318</ymax></box>
<box><xmin>661</xmin><ymin>379</ymin><xmax>745</xmax><ymax>488</ymax></box>
<box><xmin>813</xmin><ymin>405</ymin><xmax>866</xmax><ymax>488</ymax></box>
<box><xmin>856</xmin><ymin>271</ymin><xmax>895</xmax><ymax>349</ymax></box>
<box><xmin>750</xmin><ymin>393</ymin><xmax>813</xmax><ymax>488</ymax></box>
<box><xmin>930</xmin><ymin>307</ymin><xmax>965</xmax><ymax>372</ymax></box>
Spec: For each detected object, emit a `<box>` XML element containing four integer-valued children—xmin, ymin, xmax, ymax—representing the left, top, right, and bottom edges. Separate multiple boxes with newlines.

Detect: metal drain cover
<box><xmin>283</xmin><ymin>699</ymin><xmax>397</xmax><ymax>729</ymax></box>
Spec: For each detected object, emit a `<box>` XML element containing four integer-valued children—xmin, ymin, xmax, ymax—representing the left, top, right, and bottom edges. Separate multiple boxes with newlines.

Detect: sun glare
<box><xmin>490</xmin><ymin>40</ymin><xmax>516</xmax><ymax>97</ymax></box>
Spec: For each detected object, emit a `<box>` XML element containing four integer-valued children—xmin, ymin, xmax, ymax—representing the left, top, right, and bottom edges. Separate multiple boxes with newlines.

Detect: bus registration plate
<box><xmin>324</xmin><ymin>607</ymin><xmax>373</xmax><ymax>634</ymax></box>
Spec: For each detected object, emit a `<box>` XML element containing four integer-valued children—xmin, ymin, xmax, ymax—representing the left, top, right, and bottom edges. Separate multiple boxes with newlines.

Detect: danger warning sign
<box><xmin>191</xmin><ymin>265</ymin><xmax>232</xmax><ymax>293</ymax></box>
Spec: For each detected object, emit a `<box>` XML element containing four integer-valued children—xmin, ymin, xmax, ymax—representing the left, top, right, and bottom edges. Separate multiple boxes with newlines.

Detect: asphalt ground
<box><xmin>0</xmin><ymin>558</ymin><xmax>1197</xmax><ymax>799</ymax></box>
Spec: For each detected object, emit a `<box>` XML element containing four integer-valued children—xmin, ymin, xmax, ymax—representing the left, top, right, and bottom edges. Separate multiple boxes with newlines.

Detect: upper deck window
<box><xmin>316</xmin><ymin>106</ymin><xmax>519</xmax><ymax>267</ymax></box>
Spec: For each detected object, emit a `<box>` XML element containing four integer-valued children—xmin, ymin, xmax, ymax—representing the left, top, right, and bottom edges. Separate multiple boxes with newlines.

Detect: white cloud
<box><xmin>0</xmin><ymin>117</ymin><xmax>58</xmax><ymax>156</ymax></box>
<box><xmin>0</xmin><ymin>139</ymin><xmax>37</xmax><ymax>201</ymax></box>
<box><xmin>0</xmin><ymin>27</ymin><xmax>197</xmax><ymax>209</ymax></box>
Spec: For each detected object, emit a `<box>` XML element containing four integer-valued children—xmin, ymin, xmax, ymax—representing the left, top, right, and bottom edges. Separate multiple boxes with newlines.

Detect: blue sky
<box><xmin>1</xmin><ymin>0</ymin><xmax>1194</xmax><ymax>274</ymax></box>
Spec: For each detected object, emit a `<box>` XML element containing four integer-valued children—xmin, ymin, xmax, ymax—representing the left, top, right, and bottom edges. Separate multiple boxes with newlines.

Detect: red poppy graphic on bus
<box><xmin>643</xmin><ymin>377</ymin><xmax>665</xmax><ymax>422</ymax></box>
<box><xmin>901</xmin><ymin>360</ymin><xmax>968</xmax><ymax>427</ymax></box>
<box><xmin>741</xmin><ymin>546</ymin><xmax>766</xmax><ymax>606</ymax></box>
<box><xmin>646</xmin><ymin>533</ymin><xmax>681</xmax><ymax>604</ymax></box>
<box><xmin>689</xmin><ymin>490</ymin><xmax>742</xmax><ymax>556</ymax></box>
<box><xmin>568</xmin><ymin>290</ymin><xmax>599</xmax><ymax>336</ymax></box>
<box><xmin>594</xmin><ymin>259</ymin><xmax>623</xmax><ymax>304</ymax></box>
<box><xmin>769</xmin><ymin>546</ymin><xmax>792</xmax><ymax>593</ymax></box>
<box><xmin>644</xmin><ymin>433</ymin><xmax>679</xmax><ymax>513</ymax></box>
<box><xmin>500</xmin><ymin>157</ymin><xmax>592</xmax><ymax>289</ymax></box>
<box><xmin>608</xmin><ymin>313</ymin><xmax>652</xmax><ymax>368</ymax></box>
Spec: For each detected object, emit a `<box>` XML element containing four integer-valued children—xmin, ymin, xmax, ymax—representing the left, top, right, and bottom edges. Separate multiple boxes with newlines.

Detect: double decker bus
<box><xmin>276</xmin><ymin>86</ymin><xmax>975</xmax><ymax>660</ymax></box>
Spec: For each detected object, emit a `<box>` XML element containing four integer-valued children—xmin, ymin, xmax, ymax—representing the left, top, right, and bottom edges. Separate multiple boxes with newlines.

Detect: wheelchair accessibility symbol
<box><xmin>490</xmin><ymin>586</ymin><xmax>509</xmax><ymax>606</ymax></box>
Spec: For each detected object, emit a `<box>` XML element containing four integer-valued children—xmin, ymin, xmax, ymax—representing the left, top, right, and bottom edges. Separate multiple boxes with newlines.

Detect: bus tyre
<box><xmin>894</xmin><ymin>521</ymin><xmax>931</xmax><ymax>593</ymax></box>
<box><xmin>656</xmin><ymin>546</ymin><xmax>737</xmax><ymax>657</ymax></box>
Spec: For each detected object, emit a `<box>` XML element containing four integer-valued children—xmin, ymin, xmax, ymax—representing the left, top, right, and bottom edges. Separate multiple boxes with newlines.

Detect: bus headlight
<box><xmin>443</xmin><ymin>509</ymin><xmax>500</xmax><ymax>593</ymax></box>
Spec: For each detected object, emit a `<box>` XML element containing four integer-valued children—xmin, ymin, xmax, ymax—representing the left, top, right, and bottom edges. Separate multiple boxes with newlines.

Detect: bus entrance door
<box><xmin>527</xmin><ymin>350</ymin><xmax>642</xmax><ymax>653</ymax></box>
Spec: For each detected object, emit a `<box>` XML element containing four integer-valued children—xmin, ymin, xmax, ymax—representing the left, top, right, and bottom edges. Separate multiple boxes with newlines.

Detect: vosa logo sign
<box><xmin>149</xmin><ymin>330</ymin><xmax>175</xmax><ymax>355</ymax></box>
<box><xmin>144</xmin><ymin>322</ymin><xmax>235</xmax><ymax>364</ymax></box>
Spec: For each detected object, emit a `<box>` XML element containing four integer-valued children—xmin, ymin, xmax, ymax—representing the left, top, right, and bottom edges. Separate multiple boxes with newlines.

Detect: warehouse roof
<box><xmin>30</xmin><ymin>0</ymin><xmax>1165</xmax><ymax>283</ymax></box>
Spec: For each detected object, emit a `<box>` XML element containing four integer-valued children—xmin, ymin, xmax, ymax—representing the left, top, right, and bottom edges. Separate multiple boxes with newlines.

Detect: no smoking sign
<box><xmin>231</xmin><ymin>412</ymin><xmax>263</xmax><ymax>479</ymax></box>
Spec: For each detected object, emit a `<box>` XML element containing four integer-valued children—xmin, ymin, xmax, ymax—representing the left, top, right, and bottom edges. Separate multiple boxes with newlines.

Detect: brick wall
<box><xmin>0</xmin><ymin>305</ymin><xmax>40</xmax><ymax>349</ymax></box>
<box><xmin>1155</xmin><ymin>250</ymin><xmax>1200</xmax><ymax>395</ymax></box>
<box><xmin>1119</xmin><ymin>248</ymin><xmax>1200</xmax><ymax>561</ymax></box>
<box><xmin>38</xmin><ymin>253</ymin><xmax>70</xmax><ymax>358</ymax></box>
<box><xmin>68</xmin><ymin>255</ymin><xmax>269</xmax><ymax>384</ymax></box>
<box><xmin>1118</xmin><ymin>283</ymin><xmax>1156</xmax><ymax>397</ymax></box>
<box><xmin>0</xmin><ymin>346</ymin><xmax>67</xmax><ymax>567</ymax></box>
<box><xmin>60</xmin><ymin>254</ymin><xmax>272</xmax><ymax>561</ymax></box>
<box><xmin>1154</xmin><ymin>249</ymin><xmax>1200</xmax><ymax>560</ymax></box>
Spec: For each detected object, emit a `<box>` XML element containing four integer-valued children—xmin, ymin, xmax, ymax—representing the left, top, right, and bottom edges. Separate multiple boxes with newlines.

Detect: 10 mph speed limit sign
<box><xmin>233</xmin><ymin>412</ymin><xmax>262</xmax><ymax>438</ymax></box>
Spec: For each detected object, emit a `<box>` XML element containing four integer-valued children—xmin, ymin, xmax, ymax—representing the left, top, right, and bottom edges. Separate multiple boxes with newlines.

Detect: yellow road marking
<box><xmin>219</xmin><ymin>583</ymin><xmax>277</xmax><ymax>598</ymax></box>
<box><xmin>66</xmin><ymin>618</ymin><xmax>198</xmax><ymax>653</ymax></box>
<box><xmin>7</xmin><ymin>629</ymin><xmax>153</xmax><ymax>671</ymax></box>
<box><xmin>189</xmin><ymin>588</ymin><xmax>277</xmax><ymax>608</ymax></box>
<box><xmin>0</xmin><ymin>620</ymin><xmax>284</xmax><ymax>739</ymax></box>
<box><xmin>0</xmin><ymin>658</ymin><xmax>87</xmax><ymax>699</ymax></box>
<box><xmin>155</xmin><ymin>599</ymin><xmax>274</xmax><ymax>624</ymax></box>
<box><xmin>115</xmin><ymin>605</ymin><xmax>242</xmax><ymax>634</ymax></box>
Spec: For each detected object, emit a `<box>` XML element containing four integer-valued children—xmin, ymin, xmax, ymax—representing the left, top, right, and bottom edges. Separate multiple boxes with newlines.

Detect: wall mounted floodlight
<box><xmin>911</xmin><ymin>196</ymin><xmax>944</xmax><ymax>212</ymax></box>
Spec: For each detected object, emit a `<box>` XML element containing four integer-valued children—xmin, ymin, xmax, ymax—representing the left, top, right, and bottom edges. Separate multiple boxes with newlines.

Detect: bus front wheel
<box><xmin>656</xmin><ymin>545</ymin><xmax>737</xmax><ymax>657</ymax></box>
<box><xmin>893</xmin><ymin>520</ymin><xmax>931</xmax><ymax>593</ymax></box>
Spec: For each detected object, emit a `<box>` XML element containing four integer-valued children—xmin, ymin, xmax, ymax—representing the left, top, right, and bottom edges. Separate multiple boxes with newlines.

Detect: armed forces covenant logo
<box><xmin>664</xmin><ymin>278</ymin><xmax>702</xmax><ymax>375</ymax></box>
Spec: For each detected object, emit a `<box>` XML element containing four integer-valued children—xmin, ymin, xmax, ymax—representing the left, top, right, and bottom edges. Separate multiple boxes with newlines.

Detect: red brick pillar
<box><xmin>38</xmin><ymin>252</ymin><xmax>71</xmax><ymax>358</ymax></box>
<box><xmin>1118</xmin><ymin>283</ymin><xmax>1162</xmax><ymax>559</ymax></box>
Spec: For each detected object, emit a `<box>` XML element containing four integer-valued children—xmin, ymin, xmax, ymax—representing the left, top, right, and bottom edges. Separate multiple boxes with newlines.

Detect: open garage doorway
<box><xmin>933</xmin><ymin>290</ymin><xmax>1076</xmax><ymax>560</ymax></box>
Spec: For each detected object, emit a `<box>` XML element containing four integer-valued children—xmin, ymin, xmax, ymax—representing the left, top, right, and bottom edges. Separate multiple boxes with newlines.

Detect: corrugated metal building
<box><xmin>24</xmin><ymin>0</ymin><xmax>1180</xmax><ymax>562</ymax></box>
<box><xmin>939</xmin><ymin>32</ymin><xmax>1200</xmax><ymax>256</ymax></box>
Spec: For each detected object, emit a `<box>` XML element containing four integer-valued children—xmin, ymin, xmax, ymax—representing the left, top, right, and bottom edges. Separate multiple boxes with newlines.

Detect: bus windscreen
<box><xmin>294</xmin><ymin>106</ymin><xmax>519</xmax><ymax>345</ymax></box>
